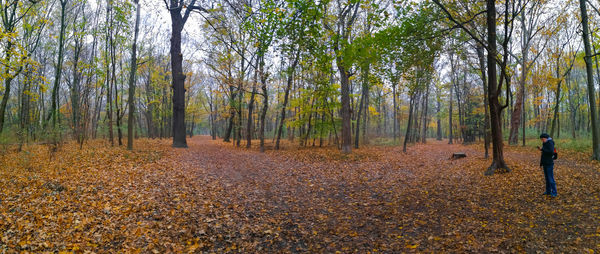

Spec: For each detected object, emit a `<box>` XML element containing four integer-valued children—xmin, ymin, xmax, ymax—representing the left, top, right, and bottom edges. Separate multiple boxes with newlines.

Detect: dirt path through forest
<box><xmin>171</xmin><ymin>136</ymin><xmax>600</xmax><ymax>252</ymax></box>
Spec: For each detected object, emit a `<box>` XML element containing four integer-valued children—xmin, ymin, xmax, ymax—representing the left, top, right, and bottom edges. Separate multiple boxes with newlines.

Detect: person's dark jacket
<box><xmin>540</xmin><ymin>138</ymin><xmax>555</xmax><ymax>166</ymax></box>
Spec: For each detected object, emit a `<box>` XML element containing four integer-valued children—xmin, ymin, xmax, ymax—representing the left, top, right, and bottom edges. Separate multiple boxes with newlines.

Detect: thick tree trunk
<box><xmin>508</xmin><ymin>72</ymin><xmax>525</xmax><ymax>145</ymax></box>
<box><xmin>593</xmin><ymin>42</ymin><xmax>600</xmax><ymax>128</ymax></box>
<box><xmin>169</xmin><ymin>4</ymin><xmax>187</xmax><ymax>148</ymax></box>
<box><xmin>579</xmin><ymin>0</ymin><xmax>600</xmax><ymax>160</ymax></box>
<box><xmin>0</xmin><ymin>76</ymin><xmax>14</xmax><ymax>133</ymax></box>
<box><xmin>337</xmin><ymin>60</ymin><xmax>352</xmax><ymax>153</ymax></box>
<box><xmin>485</xmin><ymin>0</ymin><xmax>509</xmax><ymax>174</ymax></box>
<box><xmin>0</xmin><ymin>41</ymin><xmax>14</xmax><ymax>133</ymax></box>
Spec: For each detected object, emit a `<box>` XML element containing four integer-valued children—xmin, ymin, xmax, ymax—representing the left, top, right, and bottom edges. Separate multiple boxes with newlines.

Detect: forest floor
<box><xmin>1</xmin><ymin>136</ymin><xmax>600</xmax><ymax>253</ymax></box>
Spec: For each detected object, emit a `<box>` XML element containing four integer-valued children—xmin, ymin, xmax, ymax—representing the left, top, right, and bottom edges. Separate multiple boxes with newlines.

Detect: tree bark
<box><xmin>127</xmin><ymin>0</ymin><xmax>141</xmax><ymax>150</ymax></box>
<box><xmin>167</xmin><ymin>0</ymin><xmax>201</xmax><ymax>148</ymax></box>
<box><xmin>448</xmin><ymin>82</ymin><xmax>453</xmax><ymax>144</ymax></box>
<box><xmin>485</xmin><ymin>0</ymin><xmax>509</xmax><ymax>174</ymax></box>
<box><xmin>421</xmin><ymin>82</ymin><xmax>430</xmax><ymax>143</ymax></box>
<box><xmin>106</xmin><ymin>2</ymin><xmax>114</xmax><ymax>146</ymax></box>
<box><xmin>0</xmin><ymin>49</ymin><xmax>14</xmax><ymax>133</ymax></box>
<box><xmin>392</xmin><ymin>81</ymin><xmax>398</xmax><ymax>141</ymax></box>
<box><xmin>223</xmin><ymin>85</ymin><xmax>236</xmax><ymax>142</ymax></box>
<box><xmin>258</xmin><ymin>57</ymin><xmax>268</xmax><ymax>152</ymax></box>
<box><xmin>354</xmin><ymin>65</ymin><xmax>369</xmax><ymax>148</ymax></box>
<box><xmin>476</xmin><ymin>45</ymin><xmax>490</xmax><ymax>158</ymax></box>
<box><xmin>275</xmin><ymin>50</ymin><xmax>300</xmax><ymax>150</ymax></box>
<box><xmin>246</xmin><ymin>59</ymin><xmax>259</xmax><ymax>148</ymax></box>
<box><xmin>436</xmin><ymin>84</ymin><xmax>442</xmax><ymax>141</ymax></box>
<box><xmin>50</xmin><ymin>0</ymin><xmax>68</xmax><ymax>131</ymax></box>
<box><xmin>403</xmin><ymin>93</ymin><xmax>415</xmax><ymax>153</ymax></box>
<box><xmin>579</xmin><ymin>0</ymin><xmax>600</xmax><ymax>160</ymax></box>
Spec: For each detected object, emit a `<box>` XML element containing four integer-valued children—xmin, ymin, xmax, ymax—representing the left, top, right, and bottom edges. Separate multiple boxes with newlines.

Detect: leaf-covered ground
<box><xmin>1</xmin><ymin>136</ymin><xmax>599</xmax><ymax>252</ymax></box>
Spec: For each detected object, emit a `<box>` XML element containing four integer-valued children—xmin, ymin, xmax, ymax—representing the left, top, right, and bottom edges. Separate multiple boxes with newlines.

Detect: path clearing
<box><xmin>166</xmin><ymin>136</ymin><xmax>600</xmax><ymax>252</ymax></box>
<box><xmin>1</xmin><ymin>136</ymin><xmax>599</xmax><ymax>252</ymax></box>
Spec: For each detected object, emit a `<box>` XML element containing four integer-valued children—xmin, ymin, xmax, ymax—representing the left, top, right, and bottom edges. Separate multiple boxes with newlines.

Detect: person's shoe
<box><xmin>550</xmin><ymin>194</ymin><xmax>557</xmax><ymax>198</ymax></box>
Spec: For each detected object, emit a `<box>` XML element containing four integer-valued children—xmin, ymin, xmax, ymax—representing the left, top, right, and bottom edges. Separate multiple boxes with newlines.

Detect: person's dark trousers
<box><xmin>543</xmin><ymin>164</ymin><xmax>557</xmax><ymax>196</ymax></box>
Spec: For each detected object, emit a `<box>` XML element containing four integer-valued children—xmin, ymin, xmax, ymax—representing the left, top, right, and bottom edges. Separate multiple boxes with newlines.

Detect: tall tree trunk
<box><xmin>0</xmin><ymin>42</ymin><xmax>14</xmax><ymax>133</ymax></box>
<box><xmin>485</xmin><ymin>0</ymin><xmax>509</xmax><ymax>174</ymax></box>
<box><xmin>337</xmin><ymin>59</ymin><xmax>352</xmax><ymax>153</ymax></box>
<box><xmin>403</xmin><ymin>93</ymin><xmax>415</xmax><ymax>153</ymax></box>
<box><xmin>19</xmin><ymin>71</ymin><xmax>32</xmax><ymax>150</ymax></box>
<box><xmin>421</xmin><ymin>83</ymin><xmax>430</xmax><ymax>143</ymax></box>
<box><xmin>509</xmin><ymin>10</ymin><xmax>529</xmax><ymax>145</ymax></box>
<box><xmin>522</xmin><ymin>83</ymin><xmax>526</xmax><ymax>146</ymax></box>
<box><xmin>258</xmin><ymin>59</ymin><xmax>268</xmax><ymax>152</ymax></box>
<box><xmin>448</xmin><ymin>83</ymin><xmax>453</xmax><ymax>144</ymax></box>
<box><xmin>550</xmin><ymin>61</ymin><xmax>563</xmax><ymax>137</ymax></box>
<box><xmin>112</xmin><ymin>30</ymin><xmax>122</xmax><ymax>146</ymax></box>
<box><xmin>476</xmin><ymin>45</ymin><xmax>490</xmax><ymax>158</ymax></box>
<box><xmin>50</xmin><ymin>0</ymin><xmax>68</xmax><ymax>131</ymax></box>
<box><xmin>567</xmin><ymin>76</ymin><xmax>577</xmax><ymax>139</ymax></box>
<box><xmin>127</xmin><ymin>0</ymin><xmax>140</xmax><ymax>150</ymax></box>
<box><xmin>275</xmin><ymin>50</ymin><xmax>300</xmax><ymax>150</ymax></box>
<box><xmin>71</xmin><ymin>37</ymin><xmax>82</xmax><ymax>146</ymax></box>
<box><xmin>168</xmin><ymin>0</ymin><xmax>194</xmax><ymax>148</ymax></box>
<box><xmin>235</xmin><ymin>54</ymin><xmax>245</xmax><ymax>148</ymax></box>
<box><xmin>593</xmin><ymin>42</ymin><xmax>600</xmax><ymax>123</ymax></box>
<box><xmin>223</xmin><ymin>85</ymin><xmax>236</xmax><ymax>142</ymax></box>
<box><xmin>354</xmin><ymin>65</ymin><xmax>369</xmax><ymax>148</ymax></box>
<box><xmin>436</xmin><ymin>85</ymin><xmax>442</xmax><ymax>140</ymax></box>
<box><xmin>508</xmin><ymin>69</ymin><xmax>525</xmax><ymax>145</ymax></box>
<box><xmin>392</xmin><ymin>81</ymin><xmax>398</xmax><ymax>141</ymax></box>
<box><xmin>246</xmin><ymin>61</ymin><xmax>259</xmax><ymax>148</ymax></box>
<box><xmin>106</xmin><ymin>2</ymin><xmax>114</xmax><ymax>146</ymax></box>
<box><xmin>579</xmin><ymin>0</ymin><xmax>600</xmax><ymax>160</ymax></box>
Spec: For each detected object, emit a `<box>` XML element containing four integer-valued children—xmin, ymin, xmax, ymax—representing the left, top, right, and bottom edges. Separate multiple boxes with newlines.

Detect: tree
<box><xmin>578</xmin><ymin>0</ymin><xmax>600</xmax><ymax>160</ymax></box>
<box><xmin>165</xmin><ymin>0</ymin><xmax>206</xmax><ymax>148</ymax></box>
<box><xmin>127</xmin><ymin>0</ymin><xmax>141</xmax><ymax>150</ymax></box>
<box><xmin>327</xmin><ymin>1</ymin><xmax>360</xmax><ymax>154</ymax></box>
<box><xmin>434</xmin><ymin>0</ymin><xmax>519</xmax><ymax>174</ymax></box>
<box><xmin>48</xmin><ymin>0</ymin><xmax>69</xmax><ymax>132</ymax></box>
<box><xmin>507</xmin><ymin>0</ymin><xmax>548</xmax><ymax>145</ymax></box>
<box><xmin>0</xmin><ymin>0</ymin><xmax>41</xmax><ymax>133</ymax></box>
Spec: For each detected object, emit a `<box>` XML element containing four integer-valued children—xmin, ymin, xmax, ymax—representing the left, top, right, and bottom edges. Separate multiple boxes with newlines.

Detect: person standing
<box><xmin>538</xmin><ymin>133</ymin><xmax>557</xmax><ymax>197</ymax></box>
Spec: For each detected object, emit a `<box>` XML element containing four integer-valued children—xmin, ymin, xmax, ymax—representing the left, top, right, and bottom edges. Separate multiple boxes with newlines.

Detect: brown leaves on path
<box><xmin>1</xmin><ymin>137</ymin><xmax>599</xmax><ymax>252</ymax></box>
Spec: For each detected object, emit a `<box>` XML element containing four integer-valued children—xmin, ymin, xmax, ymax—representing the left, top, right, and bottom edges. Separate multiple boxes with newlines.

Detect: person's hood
<box><xmin>547</xmin><ymin>137</ymin><xmax>553</xmax><ymax>141</ymax></box>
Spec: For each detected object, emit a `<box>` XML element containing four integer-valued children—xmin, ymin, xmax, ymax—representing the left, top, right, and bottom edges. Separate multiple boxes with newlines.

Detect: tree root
<box><xmin>484</xmin><ymin>161</ymin><xmax>511</xmax><ymax>176</ymax></box>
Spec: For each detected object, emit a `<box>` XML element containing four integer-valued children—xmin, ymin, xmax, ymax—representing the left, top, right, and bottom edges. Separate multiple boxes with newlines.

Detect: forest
<box><xmin>1</xmin><ymin>0</ymin><xmax>600</xmax><ymax>252</ymax></box>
